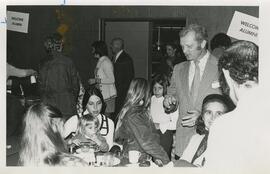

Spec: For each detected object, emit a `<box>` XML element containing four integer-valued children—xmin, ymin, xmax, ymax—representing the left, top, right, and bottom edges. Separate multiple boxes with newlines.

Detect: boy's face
<box><xmin>83</xmin><ymin>122</ymin><xmax>98</xmax><ymax>137</ymax></box>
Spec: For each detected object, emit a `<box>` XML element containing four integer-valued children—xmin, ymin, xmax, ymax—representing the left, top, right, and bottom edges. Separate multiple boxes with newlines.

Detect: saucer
<box><xmin>125</xmin><ymin>163</ymin><xmax>139</xmax><ymax>167</ymax></box>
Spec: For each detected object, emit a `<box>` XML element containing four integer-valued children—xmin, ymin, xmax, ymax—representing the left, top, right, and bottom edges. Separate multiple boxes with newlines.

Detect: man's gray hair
<box><xmin>179</xmin><ymin>24</ymin><xmax>208</xmax><ymax>43</ymax></box>
<box><xmin>111</xmin><ymin>37</ymin><xmax>124</xmax><ymax>49</ymax></box>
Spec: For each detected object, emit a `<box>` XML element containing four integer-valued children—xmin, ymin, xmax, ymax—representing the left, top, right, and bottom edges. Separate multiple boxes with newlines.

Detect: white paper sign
<box><xmin>227</xmin><ymin>11</ymin><xmax>258</xmax><ymax>44</ymax></box>
<box><xmin>7</xmin><ymin>11</ymin><xmax>29</xmax><ymax>33</ymax></box>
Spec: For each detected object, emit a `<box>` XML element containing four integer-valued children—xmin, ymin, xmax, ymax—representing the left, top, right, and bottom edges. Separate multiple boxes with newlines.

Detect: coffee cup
<box><xmin>129</xmin><ymin>150</ymin><xmax>141</xmax><ymax>164</ymax></box>
<box><xmin>30</xmin><ymin>75</ymin><xmax>36</xmax><ymax>84</ymax></box>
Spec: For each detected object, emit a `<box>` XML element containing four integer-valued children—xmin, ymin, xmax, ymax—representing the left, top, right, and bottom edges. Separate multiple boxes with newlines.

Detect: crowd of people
<box><xmin>6</xmin><ymin>22</ymin><xmax>266</xmax><ymax>170</ymax></box>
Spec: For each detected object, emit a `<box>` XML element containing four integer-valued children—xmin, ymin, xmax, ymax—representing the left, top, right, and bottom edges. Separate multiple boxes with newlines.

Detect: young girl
<box><xmin>115</xmin><ymin>78</ymin><xmax>170</xmax><ymax>166</ymax></box>
<box><xmin>67</xmin><ymin>114</ymin><xmax>109</xmax><ymax>152</ymax></box>
<box><xmin>19</xmin><ymin>103</ymin><xmax>87</xmax><ymax>166</ymax></box>
<box><xmin>179</xmin><ymin>94</ymin><xmax>234</xmax><ymax>167</ymax></box>
<box><xmin>150</xmin><ymin>74</ymin><xmax>179</xmax><ymax>160</ymax></box>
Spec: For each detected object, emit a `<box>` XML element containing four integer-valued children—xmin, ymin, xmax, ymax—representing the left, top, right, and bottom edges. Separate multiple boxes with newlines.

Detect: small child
<box><xmin>67</xmin><ymin>114</ymin><xmax>109</xmax><ymax>152</ymax></box>
<box><xmin>150</xmin><ymin>74</ymin><xmax>179</xmax><ymax>160</ymax></box>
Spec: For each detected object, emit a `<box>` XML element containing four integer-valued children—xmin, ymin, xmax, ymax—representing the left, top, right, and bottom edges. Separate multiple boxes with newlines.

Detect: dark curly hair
<box><xmin>210</xmin><ymin>33</ymin><xmax>232</xmax><ymax>51</ymax></box>
<box><xmin>91</xmin><ymin>41</ymin><xmax>108</xmax><ymax>57</ymax></box>
<box><xmin>196</xmin><ymin>94</ymin><xmax>235</xmax><ymax>135</ymax></box>
<box><xmin>218</xmin><ymin>40</ymin><xmax>258</xmax><ymax>88</ymax></box>
<box><xmin>44</xmin><ymin>33</ymin><xmax>63</xmax><ymax>53</ymax></box>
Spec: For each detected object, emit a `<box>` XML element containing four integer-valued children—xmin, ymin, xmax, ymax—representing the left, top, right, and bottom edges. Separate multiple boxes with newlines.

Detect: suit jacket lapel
<box><xmin>195</xmin><ymin>55</ymin><xmax>217</xmax><ymax>104</ymax></box>
<box><xmin>115</xmin><ymin>51</ymin><xmax>125</xmax><ymax>64</ymax></box>
<box><xmin>181</xmin><ymin>62</ymin><xmax>192</xmax><ymax>105</ymax></box>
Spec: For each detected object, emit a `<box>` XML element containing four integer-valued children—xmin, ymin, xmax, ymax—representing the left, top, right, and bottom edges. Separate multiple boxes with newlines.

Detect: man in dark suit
<box><xmin>111</xmin><ymin>38</ymin><xmax>134</xmax><ymax>122</ymax></box>
<box><xmin>164</xmin><ymin>24</ymin><xmax>222</xmax><ymax>159</ymax></box>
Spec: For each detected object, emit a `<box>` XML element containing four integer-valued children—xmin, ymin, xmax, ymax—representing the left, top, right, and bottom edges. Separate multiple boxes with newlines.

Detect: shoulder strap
<box><xmin>191</xmin><ymin>134</ymin><xmax>208</xmax><ymax>165</ymax></box>
<box><xmin>99</xmin><ymin>114</ymin><xmax>109</xmax><ymax>136</ymax></box>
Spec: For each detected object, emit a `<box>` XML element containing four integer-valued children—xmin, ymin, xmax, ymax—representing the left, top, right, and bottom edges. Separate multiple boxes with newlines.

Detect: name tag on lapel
<box><xmin>211</xmin><ymin>81</ymin><xmax>220</xmax><ymax>89</ymax></box>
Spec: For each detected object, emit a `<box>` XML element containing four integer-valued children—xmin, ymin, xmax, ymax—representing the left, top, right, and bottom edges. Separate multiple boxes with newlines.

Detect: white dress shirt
<box><xmin>188</xmin><ymin>51</ymin><xmax>210</xmax><ymax>90</ymax></box>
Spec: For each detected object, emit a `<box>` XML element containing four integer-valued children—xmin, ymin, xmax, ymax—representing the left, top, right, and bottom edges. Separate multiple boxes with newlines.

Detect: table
<box><xmin>71</xmin><ymin>150</ymin><xmax>174</xmax><ymax>167</ymax></box>
<box><xmin>6</xmin><ymin>135</ymin><xmax>21</xmax><ymax>166</ymax></box>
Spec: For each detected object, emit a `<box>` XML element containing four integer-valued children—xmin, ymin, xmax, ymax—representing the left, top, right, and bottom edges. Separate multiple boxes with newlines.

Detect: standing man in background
<box><xmin>111</xmin><ymin>37</ymin><xmax>134</xmax><ymax>123</ymax></box>
<box><xmin>164</xmin><ymin>24</ymin><xmax>222</xmax><ymax>159</ymax></box>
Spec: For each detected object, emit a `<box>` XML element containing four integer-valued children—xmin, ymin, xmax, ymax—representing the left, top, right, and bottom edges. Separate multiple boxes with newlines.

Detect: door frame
<box><xmin>99</xmin><ymin>18</ymin><xmax>186</xmax><ymax>81</ymax></box>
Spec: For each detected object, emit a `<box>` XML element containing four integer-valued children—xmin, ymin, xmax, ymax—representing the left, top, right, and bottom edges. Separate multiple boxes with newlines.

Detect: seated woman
<box><xmin>19</xmin><ymin>103</ymin><xmax>87</xmax><ymax>166</ymax></box>
<box><xmin>177</xmin><ymin>94</ymin><xmax>234</xmax><ymax>167</ymax></box>
<box><xmin>114</xmin><ymin>78</ymin><xmax>170</xmax><ymax>166</ymax></box>
<box><xmin>64</xmin><ymin>86</ymin><xmax>115</xmax><ymax>149</ymax></box>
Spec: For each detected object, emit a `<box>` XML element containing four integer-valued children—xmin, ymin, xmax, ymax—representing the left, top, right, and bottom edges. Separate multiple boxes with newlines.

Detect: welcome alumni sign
<box><xmin>227</xmin><ymin>11</ymin><xmax>258</xmax><ymax>44</ymax></box>
<box><xmin>7</xmin><ymin>11</ymin><xmax>29</xmax><ymax>33</ymax></box>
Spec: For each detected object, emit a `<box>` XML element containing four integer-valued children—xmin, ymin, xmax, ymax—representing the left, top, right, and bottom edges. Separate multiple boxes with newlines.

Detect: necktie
<box><xmin>113</xmin><ymin>55</ymin><xmax>117</xmax><ymax>63</ymax></box>
<box><xmin>190</xmin><ymin>60</ymin><xmax>200</xmax><ymax>103</ymax></box>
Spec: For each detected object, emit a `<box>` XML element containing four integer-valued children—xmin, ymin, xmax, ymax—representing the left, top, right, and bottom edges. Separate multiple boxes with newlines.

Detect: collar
<box><xmin>192</xmin><ymin>50</ymin><xmax>210</xmax><ymax>64</ymax></box>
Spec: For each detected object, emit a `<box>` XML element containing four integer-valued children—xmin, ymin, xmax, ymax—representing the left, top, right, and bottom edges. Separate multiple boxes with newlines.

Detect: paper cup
<box><xmin>129</xmin><ymin>150</ymin><xmax>141</xmax><ymax>164</ymax></box>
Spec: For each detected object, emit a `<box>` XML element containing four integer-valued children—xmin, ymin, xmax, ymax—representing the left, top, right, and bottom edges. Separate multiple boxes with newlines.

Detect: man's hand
<box><xmin>154</xmin><ymin>123</ymin><xmax>160</xmax><ymax>129</ymax></box>
<box><xmin>72</xmin><ymin>139</ymin><xmax>81</xmax><ymax>146</ymax></box>
<box><xmin>163</xmin><ymin>95</ymin><xmax>177</xmax><ymax>109</ymax></box>
<box><xmin>24</xmin><ymin>69</ymin><xmax>37</xmax><ymax>77</ymax></box>
<box><xmin>181</xmin><ymin>110</ymin><xmax>200</xmax><ymax>127</ymax></box>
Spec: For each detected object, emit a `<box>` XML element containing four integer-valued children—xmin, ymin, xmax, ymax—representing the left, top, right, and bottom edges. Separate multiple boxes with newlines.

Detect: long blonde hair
<box><xmin>19</xmin><ymin>103</ymin><xmax>66</xmax><ymax>166</ymax></box>
<box><xmin>115</xmin><ymin>78</ymin><xmax>151</xmax><ymax>138</ymax></box>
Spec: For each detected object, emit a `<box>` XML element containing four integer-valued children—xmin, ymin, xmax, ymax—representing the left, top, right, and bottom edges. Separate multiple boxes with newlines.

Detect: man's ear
<box><xmin>201</xmin><ymin>40</ymin><xmax>207</xmax><ymax>49</ymax></box>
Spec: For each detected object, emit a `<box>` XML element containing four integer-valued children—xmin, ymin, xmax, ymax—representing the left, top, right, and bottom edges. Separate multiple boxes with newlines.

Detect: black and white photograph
<box><xmin>2</xmin><ymin>0</ymin><xmax>270</xmax><ymax>173</ymax></box>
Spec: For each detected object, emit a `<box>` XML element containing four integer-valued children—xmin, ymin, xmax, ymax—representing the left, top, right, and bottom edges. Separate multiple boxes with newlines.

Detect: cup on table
<box><xmin>80</xmin><ymin>144</ymin><xmax>90</xmax><ymax>153</ymax></box>
<box><xmin>96</xmin><ymin>154</ymin><xmax>104</xmax><ymax>166</ymax></box>
<box><xmin>129</xmin><ymin>150</ymin><xmax>141</xmax><ymax>164</ymax></box>
<box><xmin>30</xmin><ymin>75</ymin><xmax>37</xmax><ymax>84</ymax></box>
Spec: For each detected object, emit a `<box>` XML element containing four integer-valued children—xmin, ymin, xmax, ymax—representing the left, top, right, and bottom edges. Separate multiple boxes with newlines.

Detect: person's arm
<box><xmin>69</xmin><ymin>63</ymin><xmax>80</xmax><ymax>98</ymax></box>
<box><xmin>127</xmin><ymin>114</ymin><xmax>170</xmax><ymax>165</ymax></box>
<box><xmin>95</xmin><ymin>134</ymin><xmax>109</xmax><ymax>152</ymax></box>
<box><xmin>7</xmin><ymin>63</ymin><xmax>36</xmax><ymax>79</ymax></box>
<box><xmin>163</xmin><ymin>65</ymin><xmax>179</xmax><ymax>110</ymax></box>
<box><xmin>76</xmin><ymin>80</ymin><xmax>85</xmax><ymax>114</ymax></box>
<box><xmin>125</xmin><ymin>58</ymin><xmax>134</xmax><ymax>84</ymax></box>
<box><xmin>174</xmin><ymin>159</ymin><xmax>196</xmax><ymax>167</ymax></box>
<box><xmin>166</xmin><ymin>65</ymin><xmax>178</xmax><ymax>96</ymax></box>
<box><xmin>99</xmin><ymin>60</ymin><xmax>115</xmax><ymax>84</ymax></box>
<box><xmin>105</xmin><ymin>118</ymin><xmax>115</xmax><ymax>150</ymax></box>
